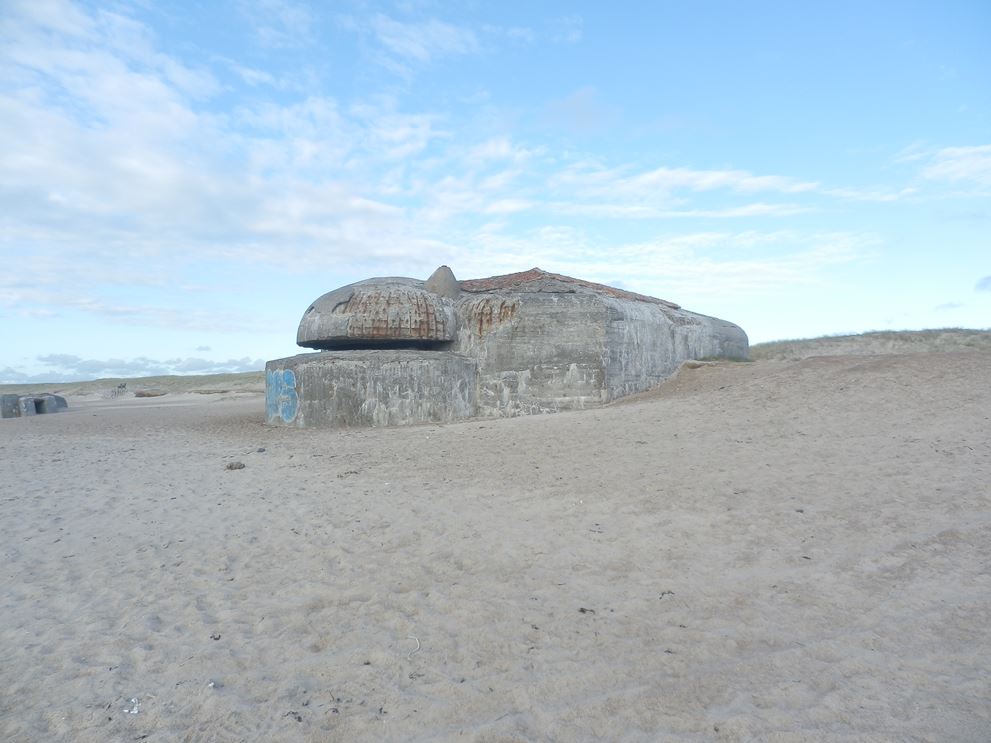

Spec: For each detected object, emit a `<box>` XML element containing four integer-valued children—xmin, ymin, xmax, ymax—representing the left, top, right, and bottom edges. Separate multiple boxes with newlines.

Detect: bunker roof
<box><xmin>459</xmin><ymin>267</ymin><xmax>680</xmax><ymax>309</ymax></box>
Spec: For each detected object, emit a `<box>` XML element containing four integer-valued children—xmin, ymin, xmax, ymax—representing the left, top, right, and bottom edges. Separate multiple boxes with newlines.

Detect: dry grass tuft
<box><xmin>749</xmin><ymin>328</ymin><xmax>991</xmax><ymax>361</ymax></box>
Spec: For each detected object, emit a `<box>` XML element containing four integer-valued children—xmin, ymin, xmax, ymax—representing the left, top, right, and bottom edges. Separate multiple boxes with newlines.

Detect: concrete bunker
<box><xmin>1</xmin><ymin>394</ymin><xmax>68</xmax><ymax>419</ymax></box>
<box><xmin>267</xmin><ymin>266</ymin><xmax>748</xmax><ymax>428</ymax></box>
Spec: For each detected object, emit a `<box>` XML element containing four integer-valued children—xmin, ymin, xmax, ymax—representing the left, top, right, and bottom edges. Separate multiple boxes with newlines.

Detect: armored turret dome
<box><xmin>296</xmin><ymin>271</ymin><xmax>459</xmax><ymax>350</ymax></box>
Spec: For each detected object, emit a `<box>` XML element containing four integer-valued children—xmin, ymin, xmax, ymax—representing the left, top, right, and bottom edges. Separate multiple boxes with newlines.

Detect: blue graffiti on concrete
<box><xmin>266</xmin><ymin>368</ymin><xmax>299</xmax><ymax>423</ymax></box>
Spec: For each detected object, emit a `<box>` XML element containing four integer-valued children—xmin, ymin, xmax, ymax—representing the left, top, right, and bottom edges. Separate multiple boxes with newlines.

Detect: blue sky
<box><xmin>1</xmin><ymin>0</ymin><xmax>989</xmax><ymax>382</ymax></box>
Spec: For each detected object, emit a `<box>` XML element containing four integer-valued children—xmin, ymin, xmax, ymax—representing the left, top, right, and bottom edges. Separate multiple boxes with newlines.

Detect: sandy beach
<box><xmin>1</xmin><ymin>350</ymin><xmax>989</xmax><ymax>741</ymax></box>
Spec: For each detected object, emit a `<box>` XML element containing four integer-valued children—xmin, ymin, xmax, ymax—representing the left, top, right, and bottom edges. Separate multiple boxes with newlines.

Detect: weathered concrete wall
<box><xmin>452</xmin><ymin>291</ymin><xmax>748</xmax><ymax>416</ymax></box>
<box><xmin>600</xmin><ymin>300</ymin><xmax>748</xmax><ymax>401</ymax></box>
<box><xmin>266</xmin><ymin>350</ymin><xmax>476</xmax><ymax>428</ymax></box>
<box><xmin>1</xmin><ymin>394</ymin><xmax>20</xmax><ymax>419</ymax></box>
<box><xmin>1</xmin><ymin>394</ymin><xmax>68</xmax><ymax>419</ymax></box>
<box><xmin>454</xmin><ymin>293</ymin><xmax>608</xmax><ymax>416</ymax></box>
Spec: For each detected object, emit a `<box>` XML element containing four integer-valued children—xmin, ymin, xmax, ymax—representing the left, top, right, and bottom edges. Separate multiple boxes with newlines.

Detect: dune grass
<box><xmin>749</xmin><ymin>327</ymin><xmax>991</xmax><ymax>361</ymax></box>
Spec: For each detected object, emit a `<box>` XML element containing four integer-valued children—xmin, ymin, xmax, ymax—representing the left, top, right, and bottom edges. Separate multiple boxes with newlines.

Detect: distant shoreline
<box><xmin>0</xmin><ymin>370</ymin><xmax>265</xmax><ymax>397</ymax></box>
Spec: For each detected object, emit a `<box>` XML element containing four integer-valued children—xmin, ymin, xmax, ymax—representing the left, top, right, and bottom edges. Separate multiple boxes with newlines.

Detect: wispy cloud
<box><xmin>551</xmin><ymin>162</ymin><xmax>818</xmax><ymax>197</ymax></box>
<box><xmin>371</xmin><ymin>14</ymin><xmax>479</xmax><ymax>62</ymax></box>
<box><xmin>824</xmin><ymin>186</ymin><xmax>917</xmax><ymax>202</ymax></box>
<box><xmin>350</xmin><ymin>13</ymin><xmax>481</xmax><ymax>77</ymax></box>
<box><xmin>550</xmin><ymin>15</ymin><xmax>583</xmax><ymax>44</ymax></box>
<box><xmin>468</xmin><ymin>136</ymin><xmax>537</xmax><ymax>163</ymax></box>
<box><xmin>446</xmin><ymin>228</ymin><xmax>871</xmax><ymax>300</ymax></box>
<box><xmin>0</xmin><ymin>353</ymin><xmax>264</xmax><ymax>383</ymax></box>
<box><xmin>545</xmin><ymin>202</ymin><xmax>811</xmax><ymax>219</ymax></box>
<box><xmin>626</xmin><ymin>167</ymin><xmax>818</xmax><ymax>194</ymax></box>
<box><xmin>893</xmin><ymin>141</ymin><xmax>930</xmax><ymax>163</ymax></box>
<box><xmin>922</xmin><ymin>145</ymin><xmax>991</xmax><ymax>187</ymax></box>
<box><xmin>0</xmin><ymin>283</ymin><xmax>270</xmax><ymax>333</ymax></box>
<box><xmin>217</xmin><ymin>56</ymin><xmax>307</xmax><ymax>91</ymax></box>
<box><xmin>977</xmin><ymin>276</ymin><xmax>991</xmax><ymax>292</ymax></box>
<box><xmin>238</xmin><ymin>0</ymin><xmax>315</xmax><ymax>48</ymax></box>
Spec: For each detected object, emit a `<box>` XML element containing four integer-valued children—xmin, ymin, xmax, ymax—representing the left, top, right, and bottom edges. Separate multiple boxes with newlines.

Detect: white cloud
<box><xmin>0</xmin><ymin>283</ymin><xmax>269</xmax><ymax>334</ymax></box>
<box><xmin>1</xmin><ymin>0</ymin><xmax>95</xmax><ymax>39</ymax></box>
<box><xmin>0</xmin><ymin>353</ymin><xmax>265</xmax><ymax>382</ymax></box>
<box><xmin>238</xmin><ymin>0</ymin><xmax>315</xmax><ymax>48</ymax></box>
<box><xmin>483</xmin><ymin>199</ymin><xmax>533</xmax><ymax>215</ymax></box>
<box><xmin>618</xmin><ymin>167</ymin><xmax>818</xmax><ymax>195</ymax></box>
<box><xmin>550</xmin><ymin>162</ymin><xmax>818</xmax><ymax>197</ymax></box>
<box><xmin>824</xmin><ymin>186</ymin><xmax>917</xmax><ymax>202</ymax></box>
<box><xmin>550</xmin><ymin>15</ymin><xmax>583</xmax><ymax>44</ymax></box>
<box><xmin>545</xmin><ymin>202</ymin><xmax>810</xmax><ymax>219</ymax></box>
<box><xmin>236</xmin><ymin>96</ymin><xmax>352</xmax><ymax>172</ymax></box>
<box><xmin>370</xmin><ymin>13</ymin><xmax>479</xmax><ymax>64</ymax></box>
<box><xmin>222</xmin><ymin>59</ymin><xmax>277</xmax><ymax>87</ymax></box>
<box><xmin>893</xmin><ymin>141</ymin><xmax>930</xmax><ymax>163</ymax></box>
<box><xmin>922</xmin><ymin>145</ymin><xmax>991</xmax><ymax>187</ymax></box>
<box><xmin>438</xmin><ymin>227</ymin><xmax>870</xmax><ymax>304</ymax></box>
<box><xmin>691</xmin><ymin>203</ymin><xmax>812</xmax><ymax>218</ymax></box>
<box><xmin>356</xmin><ymin>105</ymin><xmax>442</xmax><ymax>160</ymax></box>
<box><xmin>96</xmin><ymin>10</ymin><xmax>219</xmax><ymax>99</ymax></box>
<box><xmin>3</xmin><ymin>5</ymin><xmax>218</xmax><ymax>110</ymax></box>
<box><xmin>468</xmin><ymin>136</ymin><xmax>534</xmax><ymax>163</ymax></box>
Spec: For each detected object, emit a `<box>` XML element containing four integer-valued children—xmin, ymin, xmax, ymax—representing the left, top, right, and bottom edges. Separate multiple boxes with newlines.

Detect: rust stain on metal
<box><xmin>460</xmin><ymin>267</ymin><xmax>680</xmax><ymax>309</ymax></box>
<box><xmin>335</xmin><ymin>287</ymin><xmax>448</xmax><ymax>340</ymax></box>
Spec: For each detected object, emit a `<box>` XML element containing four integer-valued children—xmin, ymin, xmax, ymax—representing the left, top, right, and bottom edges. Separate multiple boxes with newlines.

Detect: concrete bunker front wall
<box><xmin>267</xmin><ymin>350</ymin><xmax>477</xmax><ymax>428</ymax></box>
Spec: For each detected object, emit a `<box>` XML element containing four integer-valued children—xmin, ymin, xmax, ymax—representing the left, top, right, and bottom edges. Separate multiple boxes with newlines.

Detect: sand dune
<box><xmin>749</xmin><ymin>327</ymin><xmax>991</xmax><ymax>360</ymax></box>
<box><xmin>1</xmin><ymin>349</ymin><xmax>989</xmax><ymax>741</ymax></box>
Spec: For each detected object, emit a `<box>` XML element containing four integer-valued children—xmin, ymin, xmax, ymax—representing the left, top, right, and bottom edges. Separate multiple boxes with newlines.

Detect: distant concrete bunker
<box><xmin>1</xmin><ymin>394</ymin><xmax>68</xmax><ymax>419</ymax></box>
<box><xmin>266</xmin><ymin>266</ymin><xmax>748</xmax><ymax>428</ymax></box>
